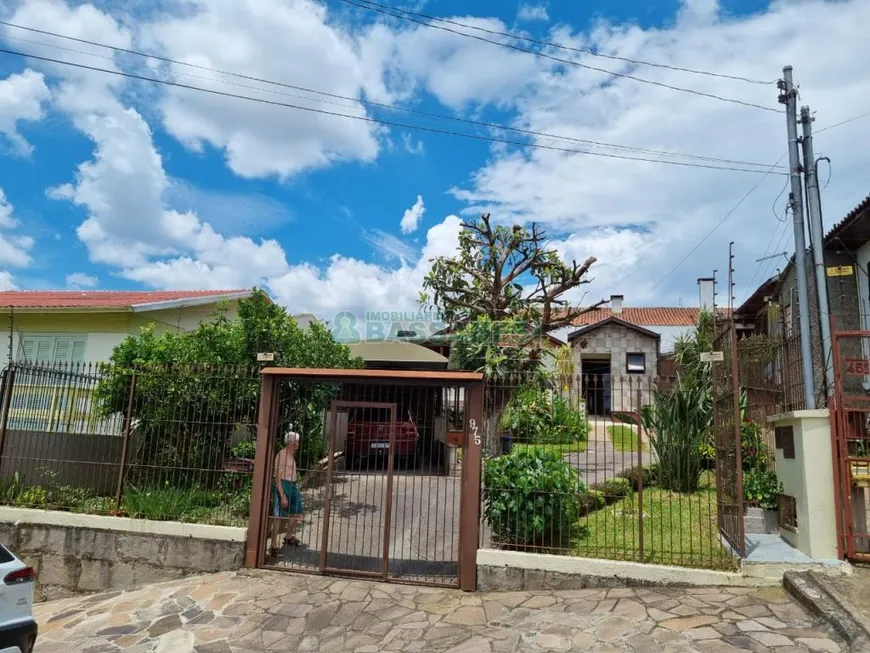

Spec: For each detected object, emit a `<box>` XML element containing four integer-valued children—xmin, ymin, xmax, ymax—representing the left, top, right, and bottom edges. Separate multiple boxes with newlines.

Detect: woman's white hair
<box><xmin>284</xmin><ymin>426</ymin><xmax>301</xmax><ymax>445</ymax></box>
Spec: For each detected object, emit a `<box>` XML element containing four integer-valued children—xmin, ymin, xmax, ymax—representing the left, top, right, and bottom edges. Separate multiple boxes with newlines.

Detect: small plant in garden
<box><xmin>741</xmin><ymin>419</ymin><xmax>770</xmax><ymax>471</ymax></box>
<box><xmin>483</xmin><ymin>449</ymin><xmax>586</xmax><ymax>550</ymax></box>
<box><xmin>501</xmin><ymin>385</ymin><xmax>587</xmax><ymax>445</ymax></box>
<box><xmin>743</xmin><ymin>468</ymin><xmax>781</xmax><ymax>510</ymax></box>
<box><xmin>641</xmin><ymin>383</ymin><xmax>710</xmax><ymax>493</ymax></box>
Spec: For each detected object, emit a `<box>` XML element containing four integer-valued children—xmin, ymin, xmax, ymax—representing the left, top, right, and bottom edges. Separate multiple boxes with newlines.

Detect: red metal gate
<box><xmin>830</xmin><ymin>329</ymin><xmax>870</xmax><ymax>561</ymax></box>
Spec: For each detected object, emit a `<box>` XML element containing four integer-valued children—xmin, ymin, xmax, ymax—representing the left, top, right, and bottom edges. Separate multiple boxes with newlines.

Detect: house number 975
<box><xmin>469</xmin><ymin>418</ymin><xmax>481</xmax><ymax>446</ymax></box>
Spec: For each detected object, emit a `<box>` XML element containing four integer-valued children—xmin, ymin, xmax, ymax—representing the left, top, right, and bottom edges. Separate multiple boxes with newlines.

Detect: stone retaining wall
<box><xmin>0</xmin><ymin>507</ymin><xmax>246</xmax><ymax>601</ymax></box>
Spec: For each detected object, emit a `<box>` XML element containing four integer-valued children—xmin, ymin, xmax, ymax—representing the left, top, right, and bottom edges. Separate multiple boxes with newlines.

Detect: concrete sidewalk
<box><xmin>33</xmin><ymin>569</ymin><xmax>845</xmax><ymax>652</ymax></box>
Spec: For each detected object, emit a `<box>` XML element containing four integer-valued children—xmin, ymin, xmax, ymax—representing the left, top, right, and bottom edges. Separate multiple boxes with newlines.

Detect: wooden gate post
<box><xmin>459</xmin><ymin>382</ymin><xmax>484</xmax><ymax>591</ymax></box>
<box><xmin>245</xmin><ymin>375</ymin><xmax>277</xmax><ymax>568</ymax></box>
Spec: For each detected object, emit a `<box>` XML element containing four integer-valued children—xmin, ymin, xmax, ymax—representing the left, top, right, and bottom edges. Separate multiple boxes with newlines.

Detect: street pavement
<box><xmin>33</xmin><ymin>569</ymin><xmax>845</xmax><ymax>652</ymax></box>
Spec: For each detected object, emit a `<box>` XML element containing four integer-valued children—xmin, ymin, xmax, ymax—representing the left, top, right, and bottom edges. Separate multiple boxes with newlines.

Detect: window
<box><xmin>19</xmin><ymin>335</ymin><xmax>87</xmax><ymax>364</ymax></box>
<box><xmin>626</xmin><ymin>352</ymin><xmax>646</xmax><ymax>373</ymax></box>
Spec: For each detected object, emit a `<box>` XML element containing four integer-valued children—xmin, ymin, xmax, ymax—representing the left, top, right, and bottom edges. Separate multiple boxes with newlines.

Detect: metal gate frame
<box><xmin>244</xmin><ymin>367</ymin><xmax>485</xmax><ymax>591</ymax></box>
<box><xmin>712</xmin><ymin>319</ymin><xmax>746</xmax><ymax>558</ymax></box>
<box><xmin>320</xmin><ymin>400</ymin><xmax>397</xmax><ymax>579</ymax></box>
<box><xmin>830</xmin><ymin>328</ymin><xmax>870</xmax><ymax>561</ymax></box>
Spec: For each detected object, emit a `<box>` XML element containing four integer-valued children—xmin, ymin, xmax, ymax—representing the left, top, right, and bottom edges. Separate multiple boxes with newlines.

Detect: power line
<box><xmin>0</xmin><ymin>22</ymin><xmax>785</xmax><ymax>171</ymax></box>
<box><xmin>815</xmin><ymin>110</ymin><xmax>870</xmax><ymax>134</ymax></box>
<box><xmin>336</xmin><ymin>0</ymin><xmax>783</xmax><ymax>114</ymax></box>
<box><xmin>0</xmin><ymin>47</ymin><xmax>789</xmax><ymax>175</ymax></box>
<box><xmin>648</xmin><ymin>153</ymin><xmax>788</xmax><ymax>290</ymax></box>
<box><xmin>336</xmin><ymin>0</ymin><xmax>775</xmax><ymax>85</ymax></box>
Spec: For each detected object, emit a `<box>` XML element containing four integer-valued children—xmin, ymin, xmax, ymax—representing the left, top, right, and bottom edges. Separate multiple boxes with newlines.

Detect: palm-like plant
<box><xmin>641</xmin><ymin>383</ymin><xmax>712</xmax><ymax>492</ymax></box>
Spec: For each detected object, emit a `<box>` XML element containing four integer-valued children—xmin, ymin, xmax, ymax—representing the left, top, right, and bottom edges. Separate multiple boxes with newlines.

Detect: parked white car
<box><xmin>0</xmin><ymin>544</ymin><xmax>37</xmax><ymax>653</ymax></box>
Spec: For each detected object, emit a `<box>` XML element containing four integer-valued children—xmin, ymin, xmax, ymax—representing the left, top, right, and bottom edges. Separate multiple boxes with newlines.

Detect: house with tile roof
<box><xmin>558</xmin><ymin>284</ymin><xmax>714</xmax><ymax>415</ymax></box>
<box><xmin>0</xmin><ymin>289</ymin><xmax>253</xmax><ymax>367</ymax></box>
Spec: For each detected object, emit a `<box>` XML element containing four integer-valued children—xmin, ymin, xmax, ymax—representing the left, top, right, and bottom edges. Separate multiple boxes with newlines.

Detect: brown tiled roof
<box><xmin>0</xmin><ymin>289</ymin><xmax>249</xmax><ymax>309</ymax></box>
<box><xmin>570</xmin><ymin>307</ymin><xmax>701</xmax><ymax>327</ymax></box>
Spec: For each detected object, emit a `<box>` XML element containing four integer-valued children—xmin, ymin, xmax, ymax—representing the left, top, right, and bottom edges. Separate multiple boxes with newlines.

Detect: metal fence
<box><xmin>0</xmin><ymin>362</ymin><xmax>259</xmax><ymax>525</ymax></box>
<box><xmin>478</xmin><ymin>372</ymin><xmax>737</xmax><ymax>570</ymax></box>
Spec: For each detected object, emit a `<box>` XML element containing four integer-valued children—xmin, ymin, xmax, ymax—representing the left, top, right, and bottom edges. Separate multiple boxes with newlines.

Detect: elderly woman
<box><xmin>269</xmin><ymin>427</ymin><xmax>304</xmax><ymax>557</ymax></box>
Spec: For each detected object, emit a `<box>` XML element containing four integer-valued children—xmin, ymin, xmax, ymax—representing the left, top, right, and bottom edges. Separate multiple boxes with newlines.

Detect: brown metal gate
<box><xmin>831</xmin><ymin>329</ymin><xmax>870</xmax><ymax>561</ymax></box>
<box><xmin>245</xmin><ymin>368</ymin><xmax>484</xmax><ymax>590</ymax></box>
<box><xmin>712</xmin><ymin>320</ymin><xmax>746</xmax><ymax>557</ymax></box>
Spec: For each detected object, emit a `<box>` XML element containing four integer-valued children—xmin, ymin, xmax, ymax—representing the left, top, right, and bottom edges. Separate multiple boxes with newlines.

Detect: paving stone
<box><xmin>660</xmin><ymin>615</ymin><xmax>719</xmax><ymax>631</ymax></box>
<box><xmin>748</xmin><ymin>631</ymin><xmax>794</xmax><ymax>647</ymax></box>
<box><xmin>613</xmin><ymin>599</ymin><xmax>648</xmax><ymax>620</ymax></box>
<box><xmin>30</xmin><ymin>570</ymin><xmax>846</xmax><ymax>653</ymax></box>
<box><xmin>795</xmin><ymin>638</ymin><xmax>840</xmax><ymax>652</ymax></box>
<box><xmin>596</xmin><ymin>616</ymin><xmax>634</xmax><ymax>641</ymax></box>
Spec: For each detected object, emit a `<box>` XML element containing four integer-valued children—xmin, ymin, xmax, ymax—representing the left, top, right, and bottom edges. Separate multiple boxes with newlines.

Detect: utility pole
<box><xmin>728</xmin><ymin>242</ymin><xmax>736</xmax><ymax>313</ymax></box>
<box><xmin>800</xmin><ymin>105</ymin><xmax>835</xmax><ymax>399</ymax></box>
<box><xmin>778</xmin><ymin>66</ymin><xmax>816</xmax><ymax>409</ymax></box>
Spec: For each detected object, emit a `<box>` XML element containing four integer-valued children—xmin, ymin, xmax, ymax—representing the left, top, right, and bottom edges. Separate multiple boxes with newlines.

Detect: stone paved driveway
<box><xmin>34</xmin><ymin>570</ymin><xmax>845</xmax><ymax>652</ymax></box>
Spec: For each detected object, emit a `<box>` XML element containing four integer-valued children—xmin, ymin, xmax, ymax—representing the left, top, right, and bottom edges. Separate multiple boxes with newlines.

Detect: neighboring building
<box><xmin>568</xmin><ymin>313</ymin><xmax>660</xmax><ymax>415</ymax></box>
<box><xmin>0</xmin><ymin>289</ymin><xmax>253</xmax><ymax>367</ymax></box>
<box><xmin>743</xmin><ymin>193</ymin><xmax>870</xmax><ymax>402</ymax></box>
<box><xmin>553</xmin><ymin>305</ymin><xmax>705</xmax><ymax>352</ymax></box>
<box><xmin>562</xmin><ymin>286</ymin><xmax>714</xmax><ymax>415</ymax></box>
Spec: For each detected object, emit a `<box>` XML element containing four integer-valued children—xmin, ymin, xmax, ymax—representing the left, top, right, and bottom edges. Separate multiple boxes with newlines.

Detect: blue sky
<box><xmin>0</xmin><ymin>0</ymin><xmax>868</xmax><ymax>320</ymax></box>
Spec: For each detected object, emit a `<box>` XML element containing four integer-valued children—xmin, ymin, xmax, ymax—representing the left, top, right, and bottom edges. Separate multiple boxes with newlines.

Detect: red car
<box><xmin>345</xmin><ymin>409</ymin><xmax>419</xmax><ymax>468</ymax></box>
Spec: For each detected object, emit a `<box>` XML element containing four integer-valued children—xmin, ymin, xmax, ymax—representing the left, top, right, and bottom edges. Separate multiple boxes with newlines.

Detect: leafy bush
<box><xmin>641</xmin><ymin>384</ymin><xmax>711</xmax><ymax>493</ymax></box>
<box><xmin>578</xmin><ymin>489</ymin><xmax>605</xmax><ymax>515</ymax></box>
<box><xmin>743</xmin><ymin>468</ymin><xmax>781</xmax><ymax>510</ymax></box>
<box><xmin>599</xmin><ymin>477</ymin><xmax>632</xmax><ymax>500</ymax></box>
<box><xmin>501</xmin><ymin>386</ymin><xmax>587</xmax><ymax>445</ymax></box>
<box><xmin>616</xmin><ymin>464</ymin><xmax>660</xmax><ymax>492</ymax></box>
<box><xmin>741</xmin><ymin>419</ymin><xmax>770</xmax><ymax>472</ymax></box>
<box><xmin>483</xmin><ymin>449</ymin><xmax>585</xmax><ymax>550</ymax></box>
<box><xmin>121</xmin><ymin>484</ymin><xmax>223</xmax><ymax>522</ymax></box>
<box><xmin>231</xmin><ymin>439</ymin><xmax>256</xmax><ymax>460</ymax></box>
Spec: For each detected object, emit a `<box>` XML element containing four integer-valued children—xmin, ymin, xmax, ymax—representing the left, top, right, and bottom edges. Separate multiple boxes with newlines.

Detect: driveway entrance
<box><xmin>245</xmin><ymin>368</ymin><xmax>484</xmax><ymax>590</ymax></box>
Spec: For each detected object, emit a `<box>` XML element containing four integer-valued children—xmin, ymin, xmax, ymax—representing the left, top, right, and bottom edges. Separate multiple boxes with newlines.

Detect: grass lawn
<box><xmin>512</xmin><ymin>441</ymin><xmax>588</xmax><ymax>456</ymax></box>
<box><xmin>575</xmin><ymin>478</ymin><xmax>735</xmax><ymax>570</ymax></box>
<box><xmin>607</xmin><ymin>425</ymin><xmax>646</xmax><ymax>452</ymax></box>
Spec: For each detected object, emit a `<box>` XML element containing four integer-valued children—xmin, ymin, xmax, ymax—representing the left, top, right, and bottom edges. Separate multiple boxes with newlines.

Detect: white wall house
<box><xmin>0</xmin><ymin>289</ymin><xmax>253</xmax><ymax>367</ymax></box>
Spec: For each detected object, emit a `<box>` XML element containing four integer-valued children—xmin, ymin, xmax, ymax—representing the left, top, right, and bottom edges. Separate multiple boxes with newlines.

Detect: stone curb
<box><xmin>783</xmin><ymin>570</ymin><xmax>870</xmax><ymax>651</ymax></box>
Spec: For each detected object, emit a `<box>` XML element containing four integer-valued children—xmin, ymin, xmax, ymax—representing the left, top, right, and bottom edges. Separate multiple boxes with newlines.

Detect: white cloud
<box><xmin>0</xmin><ymin>271</ymin><xmax>17</xmax><ymax>291</ymax></box>
<box><xmin>65</xmin><ymin>272</ymin><xmax>99</xmax><ymax>288</ymax></box>
<box><xmin>0</xmin><ymin>69</ymin><xmax>51</xmax><ymax>155</ymax></box>
<box><xmin>447</xmin><ymin>0</ymin><xmax>870</xmax><ymax>305</ymax></box>
<box><xmin>139</xmin><ymin>0</ymin><xmax>386</xmax><ymax>180</ymax></box>
<box><xmin>365</xmin><ymin>230</ymin><xmax>417</xmax><ymax>264</ymax></box>
<box><xmin>400</xmin><ymin>195</ymin><xmax>426</xmax><ymax>234</ymax></box>
<box><xmin>270</xmin><ymin>215</ymin><xmax>462</xmax><ymax>317</ymax></box>
<box><xmin>0</xmin><ymin>190</ymin><xmax>33</xmax><ymax>287</ymax></box>
<box><xmin>370</xmin><ymin>17</ymin><xmax>549</xmax><ymax>110</ymax></box>
<box><xmin>4</xmin><ymin>0</ymin><xmax>133</xmax><ymax>119</ymax></box>
<box><xmin>517</xmin><ymin>4</ymin><xmax>549</xmax><ymax>22</ymax></box>
<box><xmin>49</xmin><ymin>99</ymin><xmax>289</xmax><ymax>289</ymax></box>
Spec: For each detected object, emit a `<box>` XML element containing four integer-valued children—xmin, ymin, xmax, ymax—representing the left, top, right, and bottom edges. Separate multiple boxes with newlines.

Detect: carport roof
<box><xmin>347</xmin><ymin>340</ymin><xmax>449</xmax><ymax>365</ymax></box>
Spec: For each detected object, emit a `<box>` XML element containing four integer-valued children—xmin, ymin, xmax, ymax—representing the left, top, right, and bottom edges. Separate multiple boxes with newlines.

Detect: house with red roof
<box><xmin>559</xmin><ymin>283</ymin><xmax>714</xmax><ymax>415</ymax></box>
<box><xmin>0</xmin><ymin>289</ymin><xmax>253</xmax><ymax>367</ymax></box>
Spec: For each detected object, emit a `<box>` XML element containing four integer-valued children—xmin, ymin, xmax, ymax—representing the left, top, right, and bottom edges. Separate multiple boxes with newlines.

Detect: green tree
<box><xmin>95</xmin><ymin>289</ymin><xmax>362</xmax><ymax>483</ymax></box>
<box><xmin>420</xmin><ymin>214</ymin><xmax>601</xmax><ymax>334</ymax></box>
<box><xmin>421</xmin><ymin>215</ymin><xmax>603</xmax><ymax>450</ymax></box>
